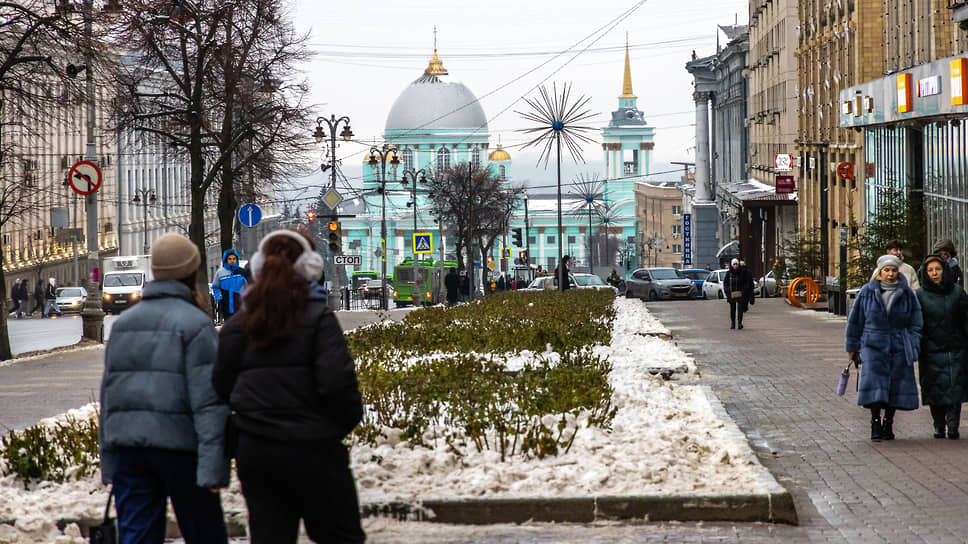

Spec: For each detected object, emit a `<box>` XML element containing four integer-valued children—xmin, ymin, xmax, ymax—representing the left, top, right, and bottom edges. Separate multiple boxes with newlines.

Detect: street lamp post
<box><xmin>367</xmin><ymin>145</ymin><xmax>399</xmax><ymax>311</ymax></box>
<box><xmin>313</xmin><ymin>114</ymin><xmax>353</xmax><ymax>307</ymax></box>
<box><xmin>524</xmin><ymin>193</ymin><xmax>530</xmax><ymax>282</ymax></box>
<box><xmin>132</xmin><ymin>188</ymin><xmax>158</xmax><ymax>254</ymax></box>
<box><xmin>402</xmin><ymin>168</ymin><xmax>428</xmax><ymax>306</ymax></box>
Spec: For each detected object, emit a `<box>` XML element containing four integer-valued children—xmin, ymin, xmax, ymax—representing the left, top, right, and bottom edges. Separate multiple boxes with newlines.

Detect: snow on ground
<box><xmin>0</xmin><ymin>297</ymin><xmax>772</xmax><ymax>543</ymax></box>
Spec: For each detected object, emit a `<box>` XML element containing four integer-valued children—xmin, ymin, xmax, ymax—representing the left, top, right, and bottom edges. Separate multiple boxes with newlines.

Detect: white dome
<box><xmin>385</xmin><ymin>74</ymin><xmax>488</xmax><ymax>132</ymax></box>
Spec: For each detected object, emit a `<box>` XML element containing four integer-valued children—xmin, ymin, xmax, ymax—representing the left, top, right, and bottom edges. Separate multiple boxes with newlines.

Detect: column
<box><xmin>694</xmin><ymin>91</ymin><xmax>712</xmax><ymax>202</ymax></box>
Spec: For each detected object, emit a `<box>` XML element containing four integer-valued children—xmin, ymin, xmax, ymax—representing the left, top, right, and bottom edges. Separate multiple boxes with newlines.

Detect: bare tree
<box><xmin>426</xmin><ymin>163</ymin><xmax>520</xmax><ymax>291</ymax></box>
<box><xmin>110</xmin><ymin>0</ymin><xmax>315</xmax><ymax>297</ymax></box>
<box><xmin>0</xmin><ymin>0</ymin><xmax>89</xmax><ymax>360</ymax></box>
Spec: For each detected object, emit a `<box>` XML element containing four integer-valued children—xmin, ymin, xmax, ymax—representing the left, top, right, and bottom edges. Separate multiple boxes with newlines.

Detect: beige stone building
<box><xmin>634</xmin><ymin>182</ymin><xmax>685</xmax><ymax>269</ymax></box>
<box><xmin>795</xmin><ymin>0</ymin><xmax>884</xmax><ymax>276</ymax></box>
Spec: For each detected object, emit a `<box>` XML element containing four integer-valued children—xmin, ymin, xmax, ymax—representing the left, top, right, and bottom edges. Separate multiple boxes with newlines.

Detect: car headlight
<box><xmin>103</xmin><ymin>293</ymin><xmax>111</xmax><ymax>301</ymax></box>
<box><xmin>131</xmin><ymin>291</ymin><xmax>140</xmax><ymax>299</ymax></box>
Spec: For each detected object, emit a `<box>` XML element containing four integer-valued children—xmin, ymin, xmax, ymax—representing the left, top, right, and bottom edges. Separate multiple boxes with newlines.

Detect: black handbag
<box><xmin>88</xmin><ymin>488</ymin><xmax>117</xmax><ymax>544</ymax></box>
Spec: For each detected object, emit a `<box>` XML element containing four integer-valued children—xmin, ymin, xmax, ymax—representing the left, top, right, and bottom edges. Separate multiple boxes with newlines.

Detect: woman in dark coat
<box><xmin>213</xmin><ymin>228</ymin><xmax>365</xmax><ymax>544</ymax></box>
<box><xmin>846</xmin><ymin>254</ymin><xmax>923</xmax><ymax>441</ymax></box>
<box><xmin>916</xmin><ymin>255</ymin><xmax>968</xmax><ymax>439</ymax></box>
<box><xmin>724</xmin><ymin>258</ymin><xmax>753</xmax><ymax>329</ymax></box>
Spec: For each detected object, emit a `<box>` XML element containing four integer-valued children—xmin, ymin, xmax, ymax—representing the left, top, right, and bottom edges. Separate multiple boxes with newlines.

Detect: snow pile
<box><xmin>0</xmin><ymin>297</ymin><xmax>771</xmax><ymax>541</ymax></box>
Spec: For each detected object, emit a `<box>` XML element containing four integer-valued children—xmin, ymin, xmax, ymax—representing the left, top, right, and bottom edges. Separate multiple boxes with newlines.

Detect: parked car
<box><xmin>625</xmin><ymin>267</ymin><xmax>696</xmax><ymax>301</ymax></box>
<box><xmin>678</xmin><ymin>269</ymin><xmax>709</xmax><ymax>298</ymax></box>
<box><xmin>571</xmin><ymin>273</ymin><xmax>620</xmax><ymax>293</ymax></box>
<box><xmin>758</xmin><ymin>270</ymin><xmax>780</xmax><ymax>297</ymax></box>
<box><xmin>702</xmin><ymin>269</ymin><xmax>728</xmax><ymax>299</ymax></box>
<box><xmin>364</xmin><ymin>279</ymin><xmax>391</xmax><ymax>301</ymax></box>
<box><xmin>55</xmin><ymin>286</ymin><xmax>88</xmax><ymax>312</ymax></box>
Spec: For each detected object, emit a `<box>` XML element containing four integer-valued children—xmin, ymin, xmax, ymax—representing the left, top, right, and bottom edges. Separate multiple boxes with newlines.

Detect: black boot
<box><xmin>947</xmin><ymin>405</ymin><xmax>961</xmax><ymax>440</ymax></box>
<box><xmin>871</xmin><ymin>416</ymin><xmax>883</xmax><ymax>442</ymax></box>
<box><xmin>882</xmin><ymin>409</ymin><xmax>896</xmax><ymax>440</ymax></box>
<box><xmin>730</xmin><ymin>321</ymin><xmax>735</xmax><ymax>329</ymax></box>
<box><xmin>931</xmin><ymin>406</ymin><xmax>946</xmax><ymax>439</ymax></box>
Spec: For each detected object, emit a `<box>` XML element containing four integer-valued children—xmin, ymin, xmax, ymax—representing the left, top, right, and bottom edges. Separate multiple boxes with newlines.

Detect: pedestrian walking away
<box><xmin>724</xmin><ymin>258</ymin><xmax>753</xmax><ymax>329</ymax></box>
<box><xmin>607</xmin><ymin>269</ymin><xmax>621</xmax><ymax>289</ymax></box>
<box><xmin>554</xmin><ymin>255</ymin><xmax>573</xmax><ymax>290</ymax></box>
<box><xmin>845</xmin><ymin>254</ymin><xmax>923</xmax><ymax>442</ymax></box>
<box><xmin>43</xmin><ymin>278</ymin><xmax>63</xmax><ymax>318</ymax></box>
<box><xmin>8</xmin><ymin>278</ymin><xmax>22</xmax><ymax>318</ymax></box>
<box><xmin>99</xmin><ymin>232</ymin><xmax>230</xmax><ymax>544</ymax></box>
<box><xmin>915</xmin><ymin>255</ymin><xmax>968</xmax><ymax>439</ymax></box>
<box><xmin>445</xmin><ymin>267</ymin><xmax>459</xmax><ymax>305</ymax></box>
<box><xmin>213</xmin><ymin>228</ymin><xmax>366</xmax><ymax>544</ymax></box>
<box><xmin>870</xmin><ymin>239</ymin><xmax>920</xmax><ymax>290</ymax></box>
<box><xmin>211</xmin><ymin>249</ymin><xmax>249</xmax><ymax>324</ymax></box>
<box><xmin>31</xmin><ymin>279</ymin><xmax>44</xmax><ymax>317</ymax></box>
<box><xmin>15</xmin><ymin>279</ymin><xmax>28</xmax><ymax>318</ymax></box>
<box><xmin>932</xmin><ymin>239</ymin><xmax>963</xmax><ymax>286</ymax></box>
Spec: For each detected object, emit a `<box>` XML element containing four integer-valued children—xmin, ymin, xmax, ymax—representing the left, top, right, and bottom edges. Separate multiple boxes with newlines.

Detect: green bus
<box><xmin>392</xmin><ymin>258</ymin><xmax>458</xmax><ymax>306</ymax></box>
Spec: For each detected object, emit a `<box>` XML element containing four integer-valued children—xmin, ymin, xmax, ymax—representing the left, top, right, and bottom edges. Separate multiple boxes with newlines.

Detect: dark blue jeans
<box><xmin>112</xmin><ymin>447</ymin><xmax>228</xmax><ymax>544</ymax></box>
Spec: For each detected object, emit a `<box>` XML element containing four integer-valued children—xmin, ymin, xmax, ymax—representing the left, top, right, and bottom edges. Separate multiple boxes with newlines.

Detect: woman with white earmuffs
<box><xmin>212</xmin><ymin>227</ymin><xmax>365</xmax><ymax>543</ymax></box>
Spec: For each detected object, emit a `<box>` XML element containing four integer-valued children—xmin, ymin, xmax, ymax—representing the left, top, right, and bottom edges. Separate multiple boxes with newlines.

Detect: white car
<box><xmin>55</xmin><ymin>286</ymin><xmax>88</xmax><ymax>312</ymax></box>
<box><xmin>701</xmin><ymin>269</ymin><xmax>728</xmax><ymax>299</ymax></box>
<box><xmin>524</xmin><ymin>273</ymin><xmax>616</xmax><ymax>292</ymax></box>
<box><xmin>758</xmin><ymin>270</ymin><xmax>780</xmax><ymax>297</ymax></box>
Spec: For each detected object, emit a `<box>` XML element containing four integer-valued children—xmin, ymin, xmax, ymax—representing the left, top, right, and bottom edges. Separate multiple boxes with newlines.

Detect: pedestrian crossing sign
<box><xmin>413</xmin><ymin>232</ymin><xmax>433</xmax><ymax>254</ymax></box>
<box><xmin>502</xmin><ymin>248</ymin><xmax>511</xmax><ymax>259</ymax></box>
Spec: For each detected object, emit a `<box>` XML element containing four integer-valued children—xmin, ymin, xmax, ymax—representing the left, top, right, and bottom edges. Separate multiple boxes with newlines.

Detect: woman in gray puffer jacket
<box><xmin>916</xmin><ymin>255</ymin><xmax>968</xmax><ymax>439</ymax></box>
<box><xmin>99</xmin><ymin>233</ymin><xmax>229</xmax><ymax>544</ymax></box>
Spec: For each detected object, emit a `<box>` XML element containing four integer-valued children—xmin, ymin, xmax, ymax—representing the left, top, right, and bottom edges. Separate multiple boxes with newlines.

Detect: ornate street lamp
<box><xmin>367</xmin><ymin>145</ymin><xmax>399</xmax><ymax>310</ymax></box>
<box><xmin>312</xmin><ymin>114</ymin><xmax>353</xmax><ymax>307</ymax></box>
<box><xmin>402</xmin><ymin>167</ymin><xmax>428</xmax><ymax>306</ymax></box>
<box><xmin>132</xmin><ymin>188</ymin><xmax>158</xmax><ymax>254</ymax></box>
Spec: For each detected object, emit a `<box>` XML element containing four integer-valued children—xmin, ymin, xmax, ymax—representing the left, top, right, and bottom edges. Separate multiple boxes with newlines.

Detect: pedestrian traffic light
<box><xmin>307</xmin><ymin>210</ymin><xmax>316</xmax><ymax>222</ymax></box>
<box><xmin>327</xmin><ymin>221</ymin><xmax>342</xmax><ymax>253</ymax></box>
<box><xmin>511</xmin><ymin>228</ymin><xmax>523</xmax><ymax>247</ymax></box>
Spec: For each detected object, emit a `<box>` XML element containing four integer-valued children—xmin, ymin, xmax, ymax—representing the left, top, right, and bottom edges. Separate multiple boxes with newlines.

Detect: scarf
<box><xmin>880</xmin><ymin>279</ymin><xmax>899</xmax><ymax>312</ymax></box>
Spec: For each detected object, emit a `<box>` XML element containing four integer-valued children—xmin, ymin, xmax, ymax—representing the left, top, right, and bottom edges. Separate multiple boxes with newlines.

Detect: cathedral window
<box><xmin>402</xmin><ymin>148</ymin><xmax>414</xmax><ymax>172</ymax></box>
<box><xmin>471</xmin><ymin>147</ymin><xmax>481</xmax><ymax>170</ymax></box>
<box><xmin>499</xmin><ymin>165</ymin><xmax>506</xmax><ymax>180</ymax></box>
<box><xmin>436</xmin><ymin>146</ymin><xmax>451</xmax><ymax>171</ymax></box>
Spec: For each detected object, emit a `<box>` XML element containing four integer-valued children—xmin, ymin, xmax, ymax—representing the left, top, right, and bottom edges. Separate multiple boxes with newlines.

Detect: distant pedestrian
<box><xmin>43</xmin><ymin>278</ymin><xmax>62</xmax><ymax>318</ymax></box>
<box><xmin>915</xmin><ymin>255</ymin><xmax>968</xmax><ymax>439</ymax></box>
<box><xmin>554</xmin><ymin>255</ymin><xmax>572</xmax><ymax>290</ymax></box>
<box><xmin>445</xmin><ymin>268</ymin><xmax>459</xmax><ymax>305</ymax></box>
<box><xmin>99</xmin><ymin>232</ymin><xmax>230</xmax><ymax>543</ymax></box>
<box><xmin>932</xmin><ymin>239</ymin><xmax>963</xmax><ymax>286</ymax></box>
<box><xmin>846</xmin><ymin>254</ymin><xmax>923</xmax><ymax>442</ymax></box>
<box><xmin>459</xmin><ymin>271</ymin><xmax>470</xmax><ymax>301</ymax></box>
<box><xmin>606</xmin><ymin>269</ymin><xmax>621</xmax><ymax>288</ymax></box>
<box><xmin>8</xmin><ymin>279</ymin><xmax>22</xmax><ymax>318</ymax></box>
<box><xmin>724</xmin><ymin>258</ymin><xmax>753</xmax><ymax>329</ymax></box>
<box><xmin>213</xmin><ymin>229</ymin><xmax>365</xmax><ymax>544</ymax></box>
<box><xmin>536</xmin><ymin>265</ymin><xmax>547</xmax><ymax>277</ymax></box>
<box><xmin>31</xmin><ymin>279</ymin><xmax>44</xmax><ymax>317</ymax></box>
<box><xmin>211</xmin><ymin>249</ymin><xmax>248</xmax><ymax>323</ymax></box>
<box><xmin>496</xmin><ymin>274</ymin><xmax>507</xmax><ymax>291</ymax></box>
<box><xmin>870</xmin><ymin>239</ymin><xmax>919</xmax><ymax>290</ymax></box>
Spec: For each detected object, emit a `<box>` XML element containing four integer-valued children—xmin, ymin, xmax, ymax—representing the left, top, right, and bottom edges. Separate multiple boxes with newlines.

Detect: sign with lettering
<box><xmin>682</xmin><ymin>213</ymin><xmax>692</xmax><ymax>266</ymax></box>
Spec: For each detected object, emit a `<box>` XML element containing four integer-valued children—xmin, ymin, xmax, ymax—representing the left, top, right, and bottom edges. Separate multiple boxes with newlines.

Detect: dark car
<box><xmin>625</xmin><ymin>267</ymin><xmax>696</xmax><ymax>301</ymax></box>
<box><xmin>678</xmin><ymin>269</ymin><xmax>709</xmax><ymax>298</ymax></box>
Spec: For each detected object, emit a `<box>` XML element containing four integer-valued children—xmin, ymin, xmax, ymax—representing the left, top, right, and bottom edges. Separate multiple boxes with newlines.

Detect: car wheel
<box><xmin>702</xmin><ymin>290</ymin><xmax>708</xmax><ymax>300</ymax></box>
<box><xmin>625</xmin><ymin>287</ymin><xmax>634</xmax><ymax>298</ymax></box>
<box><xmin>717</xmin><ymin>290</ymin><xmax>724</xmax><ymax>299</ymax></box>
<box><xmin>649</xmin><ymin>290</ymin><xmax>659</xmax><ymax>301</ymax></box>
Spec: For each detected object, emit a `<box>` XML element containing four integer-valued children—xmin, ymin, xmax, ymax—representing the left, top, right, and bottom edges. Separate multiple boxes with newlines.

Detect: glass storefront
<box><xmin>923</xmin><ymin>122</ymin><xmax>968</xmax><ymax>254</ymax></box>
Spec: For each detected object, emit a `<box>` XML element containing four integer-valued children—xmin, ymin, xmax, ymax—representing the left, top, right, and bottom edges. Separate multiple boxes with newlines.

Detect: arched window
<box><xmin>402</xmin><ymin>148</ymin><xmax>414</xmax><ymax>172</ymax></box>
<box><xmin>499</xmin><ymin>165</ymin><xmax>506</xmax><ymax>180</ymax></box>
<box><xmin>436</xmin><ymin>146</ymin><xmax>451</xmax><ymax>171</ymax></box>
<box><xmin>471</xmin><ymin>147</ymin><xmax>481</xmax><ymax>170</ymax></box>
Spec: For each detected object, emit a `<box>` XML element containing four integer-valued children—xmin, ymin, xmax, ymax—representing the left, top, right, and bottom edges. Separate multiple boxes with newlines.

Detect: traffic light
<box><xmin>307</xmin><ymin>210</ymin><xmax>316</xmax><ymax>222</ymax></box>
<box><xmin>327</xmin><ymin>221</ymin><xmax>342</xmax><ymax>253</ymax></box>
<box><xmin>511</xmin><ymin>228</ymin><xmax>523</xmax><ymax>247</ymax></box>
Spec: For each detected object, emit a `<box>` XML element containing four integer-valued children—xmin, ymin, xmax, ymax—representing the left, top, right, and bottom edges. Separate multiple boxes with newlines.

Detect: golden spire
<box><xmin>620</xmin><ymin>34</ymin><xmax>636</xmax><ymax>99</ymax></box>
<box><xmin>425</xmin><ymin>26</ymin><xmax>449</xmax><ymax>76</ymax></box>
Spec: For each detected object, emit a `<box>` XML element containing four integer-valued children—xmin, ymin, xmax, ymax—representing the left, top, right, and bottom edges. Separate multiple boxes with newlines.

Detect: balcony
<box><xmin>623</xmin><ymin>162</ymin><xmax>637</xmax><ymax>176</ymax></box>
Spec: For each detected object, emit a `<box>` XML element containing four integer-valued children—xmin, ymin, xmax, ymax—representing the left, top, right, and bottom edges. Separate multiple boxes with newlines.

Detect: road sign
<box><xmin>487</xmin><ymin>261</ymin><xmax>496</xmax><ymax>271</ymax></box>
<box><xmin>322</xmin><ymin>188</ymin><xmax>343</xmax><ymax>210</ymax></box>
<box><xmin>334</xmin><ymin>255</ymin><xmax>362</xmax><ymax>265</ymax></box>
<box><xmin>837</xmin><ymin>162</ymin><xmax>854</xmax><ymax>180</ymax></box>
<box><xmin>774</xmin><ymin>153</ymin><xmax>793</xmax><ymax>171</ymax></box>
<box><xmin>413</xmin><ymin>232</ymin><xmax>433</xmax><ymax>254</ymax></box>
<box><xmin>238</xmin><ymin>203</ymin><xmax>262</xmax><ymax>227</ymax></box>
<box><xmin>68</xmin><ymin>160</ymin><xmax>102</xmax><ymax>195</ymax></box>
<box><xmin>502</xmin><ymin>248</ymin><xmax>511</xmax><ymax>259</ymax></box>
<box><xmin>775</xmin><ymin>175</ymin><xmax>795</xmax><ymax>194</ymax></box>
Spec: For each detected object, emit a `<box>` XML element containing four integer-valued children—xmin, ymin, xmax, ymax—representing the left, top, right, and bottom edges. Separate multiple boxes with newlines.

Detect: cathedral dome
<box><xmin>385</xmin><ymin>52</ymin><xmax>488</xmax><ymax>133</ymax></box>
<box><xmin>488</xmin><ymin>144</ymin><xmax>511</xmax><ymax>161</ymax></box>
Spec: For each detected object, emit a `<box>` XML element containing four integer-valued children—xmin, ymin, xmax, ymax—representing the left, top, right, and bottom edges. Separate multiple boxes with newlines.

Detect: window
<box><xmin>673</xmin><ymin>244</ymin><xmax>683</xmax><ymax>253</ymax></box>
<box><xmin>567</xmin><ymin>235</ymin><xmax>576</xmax><ymax>244</ymax></box>
<box><xmin>546</xmin><ymin>235</ymin><xmax>555</xmax><ymax>245</ymax></box>
<box><xmin>672</xmin><ymin>225</ymin><xmax>682</xmax><ymax>235</ymax></box>
<box><xmin>498</xmin><ymin>165</ymin><xmax>506</xmax><ymax>180</ymax></box>
<box><xmin>402</xmin><ymin>148</ymin><xmax>414</xmax><ymax>172</ymax></box>
<box><xmin>547</xmin><ymin>257</ymin><xmax>555</xmax><ymax>269</ymax></box>
<box><xmin>471</xmin><ymin>147</ymin><xmax>481</xmax><ymax>170</ymax></box>
<box><xmin>672</xmin><ymin>205</ymin><xmax>682</xmax><ymax>215</ymax></box>
<box><xmin>528</xmin><ymin>236</ymin><xmax>536</xmax><ymax>245</ymax></box>
<box><xmin>436</xmin><ymin>147</ymin><xmax>451</xmax><ymax>171</ymax></box>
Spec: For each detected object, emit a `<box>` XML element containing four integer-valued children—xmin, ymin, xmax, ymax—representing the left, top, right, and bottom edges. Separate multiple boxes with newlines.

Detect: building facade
<box><xmin>635</xmin><ymin>182</ymin><xmax>685</xmax><ymax>269</ymax></box>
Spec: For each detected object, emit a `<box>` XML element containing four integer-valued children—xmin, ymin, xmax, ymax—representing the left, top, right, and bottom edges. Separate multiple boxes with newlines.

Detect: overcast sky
<box><xmin>287</xmin><ymin>0</ymin><xmax>749</xmax><ymax>193</ymax></box>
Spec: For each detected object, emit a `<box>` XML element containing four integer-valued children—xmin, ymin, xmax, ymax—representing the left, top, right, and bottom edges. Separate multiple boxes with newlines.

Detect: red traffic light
<box><xmin>307</xmin><ymin>210</ymin><xmax>316</xmax><ymax>222</ymax></box>
<box><xmin>327</xmin><ymin>221</ymin><xmax>338</xmax><ymax>231</ymax></box>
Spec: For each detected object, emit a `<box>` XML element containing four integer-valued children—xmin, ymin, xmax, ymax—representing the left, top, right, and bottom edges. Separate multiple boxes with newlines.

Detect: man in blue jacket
<box><xmin>211</xmin><ymin>249</ymin><xmax>248</xmax><ymax>323</ymax></box>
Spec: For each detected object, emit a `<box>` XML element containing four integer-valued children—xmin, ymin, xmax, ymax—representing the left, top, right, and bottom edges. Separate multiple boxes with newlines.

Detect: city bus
<box><xmin>392</xmin><ymin>258</ymin><xmax>459</xmax><ymax>306</ymax></box>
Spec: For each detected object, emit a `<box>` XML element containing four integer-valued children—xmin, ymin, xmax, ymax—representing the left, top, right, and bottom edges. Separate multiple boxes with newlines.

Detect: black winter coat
<box><xmin>213</xmin><ymin>296</ymin><xmax>363</xmax><ymax>443</ymax></box>
<box><xmin>724</xmin><ymin>266</ymin><xmax>753</xmax><ymax>304</ymax></box>
<box><xmin>916</xmin><ymin>261</ymin><xmax>968</xmax><ymax>406</ymax></box>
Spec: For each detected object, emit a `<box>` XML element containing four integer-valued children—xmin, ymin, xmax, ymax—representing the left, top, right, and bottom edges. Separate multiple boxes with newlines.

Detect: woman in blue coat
<box><xmin>845</xmin><ymin>254</ymin><xmax>923</xmax><ymax>441</ymax></box>
<box><xmin>916</xmin><ymin>255</ymin><xmax>968</xmax><ymax>439</ymax></box>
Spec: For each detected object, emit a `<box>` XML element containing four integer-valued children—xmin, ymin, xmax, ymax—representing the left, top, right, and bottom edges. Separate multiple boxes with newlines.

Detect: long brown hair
<box><xmin>238</xmin><ymin>232</ymin><xmax>312</xmax><ymax>348</ymax></box>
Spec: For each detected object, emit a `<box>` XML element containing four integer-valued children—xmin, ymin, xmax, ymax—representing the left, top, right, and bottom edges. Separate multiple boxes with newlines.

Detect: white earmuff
<box><xmin>249</xmin><ymin>230</ymin><xmax>323</xmax><ymax>282</ymax></box>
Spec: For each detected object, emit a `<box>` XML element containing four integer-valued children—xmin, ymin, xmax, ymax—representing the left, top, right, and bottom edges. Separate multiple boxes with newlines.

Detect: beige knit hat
<box><xmin>151</xmin><ymin>233</ymin><xmax>200</xmax><ymax>281</ymax></box>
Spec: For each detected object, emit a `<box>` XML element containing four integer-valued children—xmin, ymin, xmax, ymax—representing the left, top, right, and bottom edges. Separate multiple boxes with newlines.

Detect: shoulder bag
<box><xmin>88</xmin><ymin>488</ymin><xmax>116</xmax><ymax>544</ymax></box>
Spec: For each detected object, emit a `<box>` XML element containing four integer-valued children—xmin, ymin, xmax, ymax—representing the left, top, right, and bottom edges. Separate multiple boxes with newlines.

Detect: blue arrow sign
<box><xmin>238</xmin><ymin>203</ymin><xmax>262</xmax><ymax>227</ymax></box>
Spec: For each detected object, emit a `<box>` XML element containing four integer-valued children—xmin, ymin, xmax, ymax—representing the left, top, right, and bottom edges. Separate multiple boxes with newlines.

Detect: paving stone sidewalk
<box><xmin>646</xmin><ymin>297</ymin><xmax>968</xmax><ymax>543</ymax></box>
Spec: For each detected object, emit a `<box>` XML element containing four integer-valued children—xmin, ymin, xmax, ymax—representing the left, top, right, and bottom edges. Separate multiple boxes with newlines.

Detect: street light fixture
<box><xmin>367</xmin><ymin>144</ymin><xmax>399</xmax><ymax>310</ymax></box>
<box><xmin>313</xmin><ymin>114</ymin><xmax>353</xmax><ymax>308</ymax></box>
<box><xmin>402</xmin><ymin>167</ymin><xmax>428</xmax><ymax>306</ymax></box>
<box><xmin>132</xmin><ymin>188</ymin><xmax>158</xmax><ymax>254</ymax></box>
